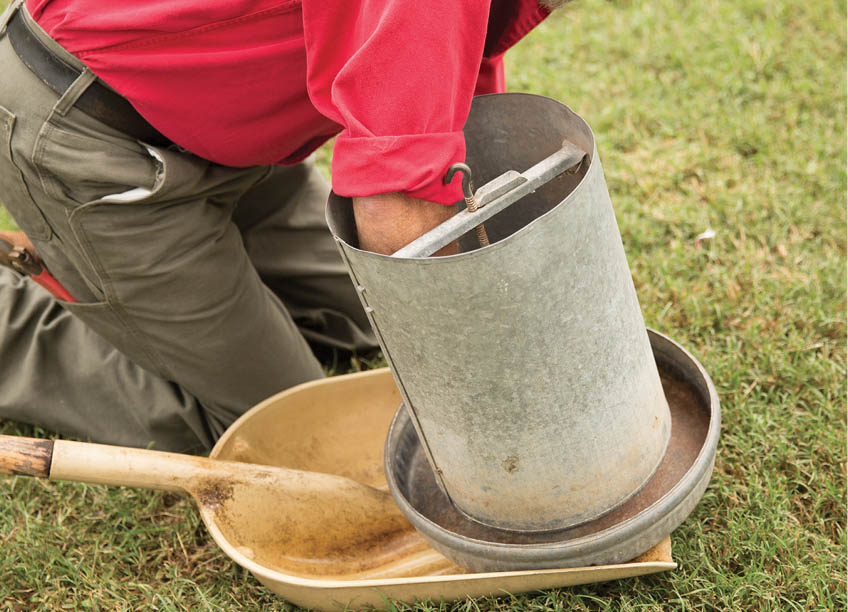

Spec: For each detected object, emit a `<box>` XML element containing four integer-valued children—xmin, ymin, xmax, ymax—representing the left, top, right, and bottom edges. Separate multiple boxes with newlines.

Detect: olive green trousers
<box><xmin>0</xmin><ymin>3</ymin><xmax>376</xmax><ymax>453</ymax></box>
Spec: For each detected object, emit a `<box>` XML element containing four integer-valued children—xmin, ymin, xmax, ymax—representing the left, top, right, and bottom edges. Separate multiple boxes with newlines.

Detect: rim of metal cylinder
<box><xmin>383</xmin><ymin>329</ymin><xmax>720</xmax><ymax>570</ymax></box>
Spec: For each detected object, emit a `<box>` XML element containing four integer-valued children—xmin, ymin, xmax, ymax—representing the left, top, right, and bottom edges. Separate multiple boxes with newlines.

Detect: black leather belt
<box><xmin>6</xmin><ymin>10</ymin><xmax>171</xmax><ymax>147</ymax></box>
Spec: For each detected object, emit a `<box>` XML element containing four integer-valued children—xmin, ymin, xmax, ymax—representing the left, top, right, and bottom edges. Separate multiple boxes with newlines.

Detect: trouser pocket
<box><xmin>33</xmin><ymin>118</ymin><xmax>159</xmax><ymax>207</ymax></box>
<box><xmin>0</xmin><ymin>104</ymin><xmax>53</xmax><ymax>240</ymax></box>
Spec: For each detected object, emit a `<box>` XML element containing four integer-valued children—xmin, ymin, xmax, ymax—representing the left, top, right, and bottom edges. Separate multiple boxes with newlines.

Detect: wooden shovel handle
<box><xmin>0</xmin><ymin>435</ymin><xmax>230</xmax><ymax>491</ymax></box>
<box><xmin>0</xmin><ymin>435</ymin><xmax>54</xmax><ymax>477</ymax></box>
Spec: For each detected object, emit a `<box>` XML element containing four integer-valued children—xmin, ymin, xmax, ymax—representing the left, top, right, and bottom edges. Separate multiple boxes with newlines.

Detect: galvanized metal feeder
<box><xmin>327</xmin><ymin>93</ymin><xmax>719</xmax><ymax>570</ymax></box>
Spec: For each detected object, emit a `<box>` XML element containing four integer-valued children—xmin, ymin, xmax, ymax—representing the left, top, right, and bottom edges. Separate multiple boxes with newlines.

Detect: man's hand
<box><xmin>0</xmin><ymin>231</ymin><xmax>37</xmax><ymax>256</ymax></box>
<box><xmin>352</xmin><ymin>193</ymin><xmax>458</xmax><ymax>256</ymax></box>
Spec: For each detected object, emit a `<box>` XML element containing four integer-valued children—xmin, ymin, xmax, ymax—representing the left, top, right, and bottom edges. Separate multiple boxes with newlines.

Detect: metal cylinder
<box><xmin>326</xmin><ymin>94</ymin><xmax>671</xmax><ymax>532</ymax></box>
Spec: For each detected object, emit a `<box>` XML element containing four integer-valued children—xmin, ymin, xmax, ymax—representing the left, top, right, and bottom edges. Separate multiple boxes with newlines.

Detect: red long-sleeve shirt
<box><xmin>26</xmin><ymin>0</ymin><xmax>551</xmax><ymax>204</ymax></box>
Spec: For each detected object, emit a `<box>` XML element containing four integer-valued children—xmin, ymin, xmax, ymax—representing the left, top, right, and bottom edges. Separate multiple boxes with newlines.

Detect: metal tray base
<box><xmin>385</xmin><ymin>329</ymin><xmax>721</xmax><ymax>571</ymax></box>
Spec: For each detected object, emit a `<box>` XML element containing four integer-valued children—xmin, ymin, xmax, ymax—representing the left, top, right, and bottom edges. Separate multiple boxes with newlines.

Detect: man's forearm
<box><xmin>352</xmin><ymin>194</ymin><xmax>458</xmax><ymax>256</ymax></box>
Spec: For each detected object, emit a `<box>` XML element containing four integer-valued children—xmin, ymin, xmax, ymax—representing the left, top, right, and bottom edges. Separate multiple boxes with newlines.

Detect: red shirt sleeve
<box><xmin>302</xmin><ymin>0</ymin><xmax>492</xmax><ymax>204</ymax></box>
<box><xmin>476</xmin><ymin>55</ymin><xmax>507</xmax><ymax>95</ymax></box>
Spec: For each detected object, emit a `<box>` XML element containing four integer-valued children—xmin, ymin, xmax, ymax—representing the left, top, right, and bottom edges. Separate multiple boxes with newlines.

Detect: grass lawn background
<box><xmin>0</xmin><ymin>0</ymin><xmax>845</xmax><ymax>610</ymax></box>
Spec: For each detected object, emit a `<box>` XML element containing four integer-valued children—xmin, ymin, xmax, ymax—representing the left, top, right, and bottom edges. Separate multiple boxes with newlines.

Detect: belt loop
<box><xmin>0</xmin><ymin>0</ymin><xmax>24</xmax><ymax>35</ymax></box>
<box><xmin>53</xmin><ymin>68</ymin><xmax>98</xmax><ymax>117</ymax></box>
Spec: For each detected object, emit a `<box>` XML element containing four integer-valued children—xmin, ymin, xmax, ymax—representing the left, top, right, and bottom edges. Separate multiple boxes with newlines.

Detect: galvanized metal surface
<box><xmin>327</xmin><ymin>93</ymin><xmax>671</xmax><ymax>532</ymax></box>
<box><xmin>384</xmin><ymin>330</ymin><xmax>721</xmax><ymax>572</ymax></box>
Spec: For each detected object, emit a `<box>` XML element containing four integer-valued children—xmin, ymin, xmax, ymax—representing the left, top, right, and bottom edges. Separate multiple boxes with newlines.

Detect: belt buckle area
<box><xmin>4</xmin><ymin>6</ymin><xmax>172</xmax><ymax>147</ymax></box>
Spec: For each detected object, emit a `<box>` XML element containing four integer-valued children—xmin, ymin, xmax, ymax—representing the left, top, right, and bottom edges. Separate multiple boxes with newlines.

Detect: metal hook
<box><xmin>444</xmin><ymin>163</ymin><xmax>489</xmax><ymax>247</ymax></box>
<box><xmin>444</xmin><ymin>163</ymin><xmax>475</xmax><ymax>199</ymax></box>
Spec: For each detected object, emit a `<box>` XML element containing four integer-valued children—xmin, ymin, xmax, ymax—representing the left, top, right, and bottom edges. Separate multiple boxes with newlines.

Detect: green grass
<box><xmin>1</xmin><ymin>0</ymin><xmax>845</xmax><ymax>609</ymax></box>
<box><xmin>0</xmin><ymin>205</ymin><xmax>15</xmax><ymax>231</ymax></box>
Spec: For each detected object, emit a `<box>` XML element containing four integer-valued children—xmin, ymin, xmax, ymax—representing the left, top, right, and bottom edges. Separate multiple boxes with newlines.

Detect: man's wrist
<box><xmin>352</xmin><ymin>193</ymin><xmax>457</xmax><ymax>256</ymax></box>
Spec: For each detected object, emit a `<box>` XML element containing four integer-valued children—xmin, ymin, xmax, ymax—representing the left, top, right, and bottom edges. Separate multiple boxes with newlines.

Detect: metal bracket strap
<box><xmin>392</xmin><ymin>139</ymin><xmax>587</xmax><ymax>258</ymax></box>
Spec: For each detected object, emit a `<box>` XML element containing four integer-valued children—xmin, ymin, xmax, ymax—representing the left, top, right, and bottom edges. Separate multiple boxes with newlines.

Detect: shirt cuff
<box><xmin>331</xmin><ymin>131</ymin><xmax>466</xmax><ymax>204</ymax></box>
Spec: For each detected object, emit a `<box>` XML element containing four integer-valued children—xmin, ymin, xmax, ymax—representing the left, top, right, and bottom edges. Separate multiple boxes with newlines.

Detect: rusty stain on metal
<box><xmin>501</xmin><ymin>455</ymin><xmax>520</xmax><ymax>474</ymax></box>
